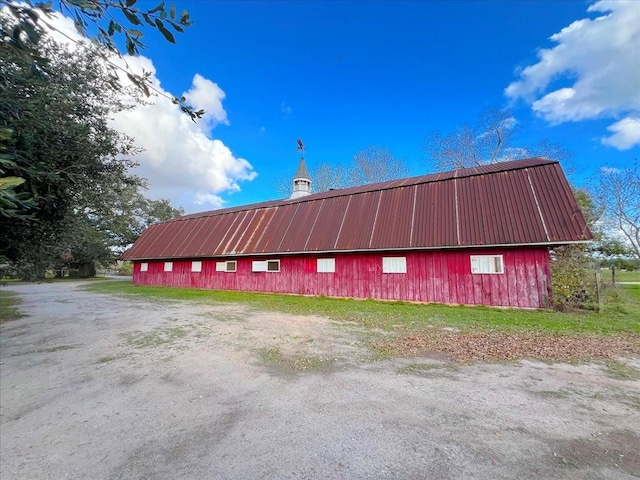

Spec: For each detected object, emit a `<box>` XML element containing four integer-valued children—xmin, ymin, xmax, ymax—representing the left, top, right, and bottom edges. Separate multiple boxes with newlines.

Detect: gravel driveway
<box><xmin>1</xmin><ymin>281</ymin><xmax>639</xmax><ymax>479</ymax></box>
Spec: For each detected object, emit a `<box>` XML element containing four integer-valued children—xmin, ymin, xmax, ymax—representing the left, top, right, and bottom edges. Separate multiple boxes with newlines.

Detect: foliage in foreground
<box><xmin>0</xmin><ymin>36</ymin><xmax>183</xmax><ymax>280</ymax></box>
<box><xmin>84</xmin><ymin>281</ymin><xmax>640</xmax><ymax>336</ymax></box>
<box><xmin>550</xmin><ymin>244</ymin><xmax>598</xmax><ymax>311</ymax></box>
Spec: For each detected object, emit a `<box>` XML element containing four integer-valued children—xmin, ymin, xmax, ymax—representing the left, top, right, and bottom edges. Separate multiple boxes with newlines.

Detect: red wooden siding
<box><xmin>132</xmin><ymin>247</ymin><xmax>551</xmax><ymax>308</ymax></box>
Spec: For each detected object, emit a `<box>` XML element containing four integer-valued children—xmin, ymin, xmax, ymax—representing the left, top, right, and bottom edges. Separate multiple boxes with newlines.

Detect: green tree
<box><xmin>0</xmin><ymin>37</ymin><xmax>143</xmax><ymax>279</ymax></box>
<box><xmin>1</xmin><ymin>0</ymin><xmax>199</xmax><ymax>220</ymax></box>
<box><xmin>1</xmin><ymin>0</ymin><xmax>201</xmax><ymax>119</ymax></box>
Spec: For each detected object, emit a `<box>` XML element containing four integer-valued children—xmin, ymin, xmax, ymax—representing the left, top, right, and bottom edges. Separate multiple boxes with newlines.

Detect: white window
<box><xmin>382</xmin><ymin>257</ymin><xmax>407</xmax><ymax>274</ymax></box>
<box><xmin>470</xmin><ymin>255</ymin><xmax>504</xmax><ymax>274</ymax></box>
<box><xmin>317</xmin><ymin>258</ymin><xmax>335</xmax><ymax>273</ymax></box>
<box><xmin>216</xmin><ymin>261</ymin><xmax>236</xmax><ymax>272</ymax></box>
<box><xmin>252</xmin><ymin>260</ymin><xmax>280</xmax><ymax>272</ymax></box>
<box><xmin>192</xmin><ymin>261</ymin><xmax>202</xmax><ymax>273</ymax></box>
<box><xmin>164</xmin><ymin>261</ymin><xmax>173</xmax><ymax>272</ymax></box>
<box><xmin>252</xmin><ymin>260</ymin><xmax>266</xmax><ymax>272</ymax></box>
<box><xmin>140</xmin><ymin>262</ymin><xmax>148</xmax><ymax>272</ymax></box>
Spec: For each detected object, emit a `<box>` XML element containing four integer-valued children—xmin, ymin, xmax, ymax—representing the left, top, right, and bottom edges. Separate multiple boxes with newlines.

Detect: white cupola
<box><xmin>290</xmin><ymin>157</ymin><xmax>312</xmax><ymax>199</ymax></box>
<box><xmin>290</xmin><ymin>139</ymin><xmax>312</xmax><ymax>199</ymax></box>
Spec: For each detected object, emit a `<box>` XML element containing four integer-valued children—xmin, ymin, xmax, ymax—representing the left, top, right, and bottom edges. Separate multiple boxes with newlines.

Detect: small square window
<box><xmin>164</xmin><ymin>261</ymin><xmax>173</xmax><ymax>272</ymax></box>
<box><xmin>266</xmin><ymin>260</ymin><xmax>280</xmax><ymax>272</ymax></box>
<box><xmin>192</xmin><ymin>261</ymin><xmax>202</xmax><ymax>273</ymax></box>
<box><xmin>140</xmin><ymin>262</ymin><xmax>148</xmax><ymax>272</ymax></box>
<box><xmin>382</xmin><ymin>257</ymin><xmax>407</xmax><ymax>274</ymax></box>
<box><xmin>470</xmin><ymin>255</ymin><xmax>504</xmax><ymax>274</ymax></box>
<box><xmin>317</xmin><ymin>258</ymin><xmax>335</xmax><ymax>273</ymax></box>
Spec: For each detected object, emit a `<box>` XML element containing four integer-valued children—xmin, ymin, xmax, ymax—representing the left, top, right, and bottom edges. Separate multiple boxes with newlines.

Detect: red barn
<box><xmin>122</xmin><ymin>158</ymin><xmax>591</xmax><ymax>308</ymax></box>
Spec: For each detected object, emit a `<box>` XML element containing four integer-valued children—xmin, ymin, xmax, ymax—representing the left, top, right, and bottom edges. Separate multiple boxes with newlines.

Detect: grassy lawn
<box><xmin>0</xmin><ymin>290</ymin><xmax>25</xmax><ymax>323</ymax></box>
<box><xmin>84</xmin><ymin>281</ymin><xmax>640</xmax><ymax>336</ymax></box>
<box><xmin>604</xmin><ymin>269</ymin><xmax>640</xmax><ymax>283</ymax></box>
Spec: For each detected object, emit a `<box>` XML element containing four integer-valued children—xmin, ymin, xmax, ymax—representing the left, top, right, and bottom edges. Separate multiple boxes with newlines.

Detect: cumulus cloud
<box><xmin>109</xmin><ymin>55</ymin><xmax>256</xmax><ymax>208</ymax></box>
<box><xmin>182</xmin><ymin>74</ymin><xmax>229</xmax><ymax>130</ymax></box>
<box><xmin>601</xmin><ymin>117</ymin><xmax>640</xmax><ymax>150</ymax></box>
<box><xmin>505</xmin><ymin>1</ymin><xmax>640</xmax><ymax>150</ymax></box>
<box><xmin>37</xmin><ymin>10</ymin><xmax>256</xmax><ymax>211</ymax></box>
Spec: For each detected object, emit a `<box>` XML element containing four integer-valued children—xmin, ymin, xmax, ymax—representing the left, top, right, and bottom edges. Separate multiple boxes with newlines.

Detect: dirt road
<box><xmin>1</xmin><ymin>281</ymin><xmax>639</xmax><ymax>479</ymax></box>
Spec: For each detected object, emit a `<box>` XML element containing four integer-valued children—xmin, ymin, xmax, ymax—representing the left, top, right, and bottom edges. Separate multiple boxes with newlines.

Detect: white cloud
<box><xmin>33</xmin><ymin>11</ymin><xmax>257</xmax><ymax>212</ymax></box>
<box><xmin>109</xmin><ymin>56</ymin><xmax>256</xmax><ymax>208</ymax></box>
<box><xmin>182</xmin><ymin>74</ymin><xmax>229</xmax><ymax>131</ymax></box>
<box><xmin>601</xmin><ymin>117</ymin><xmax>640</xmax><ymax>150</ymax></box>
<box><xmin>505</xmin><ymin>1</ymin><xmax>640</xmax><ymax>150</ymax></box>
<box><xmin>281</xmin><ymin>101</ymin><xmax>292</xmax><ymax>116</ymax></box>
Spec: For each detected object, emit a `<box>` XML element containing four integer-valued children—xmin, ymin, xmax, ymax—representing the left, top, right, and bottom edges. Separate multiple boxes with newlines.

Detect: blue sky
<box><xmin>53</xmin><ymin>1</ymin><xmax>640</xmax><ymax>212</ymax></box>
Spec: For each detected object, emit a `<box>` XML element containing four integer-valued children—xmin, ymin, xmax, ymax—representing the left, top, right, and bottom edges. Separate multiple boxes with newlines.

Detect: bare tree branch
<box><xmin>273</xmin><ymin>146</ymin><xmax>411</xmax><ymax>198</ymax></box>
<box><xmin>423</xmin><ymin>107</ymin><xmax>574</xmax><ymax>172</ymax></box>
<box><xmin>593</xmin><ymin>161</ymin><xmax>640</xmax><ymax>260</ymax></box>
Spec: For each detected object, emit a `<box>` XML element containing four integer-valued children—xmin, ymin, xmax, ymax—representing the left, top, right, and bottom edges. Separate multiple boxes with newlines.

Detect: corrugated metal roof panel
<box><xmin>251</xmin><ymin>203</ymin><xmax>298</xmax><ymax>253</ymax></box>
<box><xmin>529</xmin><ymin>163</ymin><xmax>590</xmax><ymax>241</ymax></box>
<box><xmin>411</xmin><ymin>180</ymin><xmax>458</xmax><ymax>247</ymax></box>
<box><xmin>370</xmin><ymin>187</ymin><xmax>414</xmax><ymax>249</ymax></box>
<box><xmin>306</xmin><ymin>195</ymin><xmax>351</xmax><ymax>251</ymax></box>
<box><xmin>197</xmin><ymin>213</ymin><xmax>237</xmax><ymax>256</ymax></box>
<box><xmin>122</xmin><ymin>158</ymin><xmax>592</xmax><ymax>260</ymax></box>
<box><xmin>239</xmin><ymin>207</ymin><xmax>278</xmax><ymax>254</ymax></box>
<box><xmin>335</xmin><ymin>191</ymin><xmax>380</xmax><ymax>250</ymax></box>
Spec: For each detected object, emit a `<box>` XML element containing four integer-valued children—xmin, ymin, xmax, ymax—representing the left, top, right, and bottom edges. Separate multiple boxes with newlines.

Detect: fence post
<box><xmin>595</xmin><ymin>271</ymin><xmax>602</xmax><ymax>313</ymax></box>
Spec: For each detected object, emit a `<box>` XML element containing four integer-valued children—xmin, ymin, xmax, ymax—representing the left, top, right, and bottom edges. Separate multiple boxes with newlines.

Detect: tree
<box><xmin>275</xmin><ymin>146</ymin><xmax>411</xmax><ymax>198</ymax></box>
<box><xmin>350</xmin><ymin>146</ymin><xmax>411</xmax><ymax>186</ymax></box>
<box><xmin>1</xmin><ymin>0</ymin><xmax>202</xmax><ymax>120</ymax></box>
<box><xmin>593</xmin><ymin>161</ymin><xmax>640</xmax><ymax>261</ymax></box>
<box><xmin>311</xmin><ymin>163</ymin><xmax>349</xmax><ymax>194</ymax></box>
<box><xmin>0</xmin><ymin>37</ymin><xmax>154</xmax><ymax>279</ymax></box>
<box><xmin>424</xmin><ymin>108</ymin><xmax>573</xmax><ymax>171</ymax></box>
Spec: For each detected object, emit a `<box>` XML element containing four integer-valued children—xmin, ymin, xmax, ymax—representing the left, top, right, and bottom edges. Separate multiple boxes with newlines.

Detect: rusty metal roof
<box><xmin>122</xmin><ymin>158</ymin><xmax>592</xmax><ymax>260</ymax></box>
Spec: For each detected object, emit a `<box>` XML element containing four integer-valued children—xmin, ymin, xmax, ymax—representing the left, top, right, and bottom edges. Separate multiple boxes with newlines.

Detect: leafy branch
<box><xmin>2</xmin><ymin>0</ymin><xmax>204</xmax><ymax>121</ymax></box>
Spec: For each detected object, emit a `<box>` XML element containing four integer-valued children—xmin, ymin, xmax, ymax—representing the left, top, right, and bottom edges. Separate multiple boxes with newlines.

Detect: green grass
<box><xmin>606</xmin><ymin>269</ymin><xmax>640</xmax><ymax>283</ymax></box>
<box><xmin>604</xmin><ymin>360</ymin><xmax>640</xmax><ymax>380</ymax></box>
<box><xmin>398</xmin><ymin>363</ymin><xmax>458</xmax><ymax>375</ymax></box>
<box><xmin>256</xmin><ymin>346</ymin><xmax>332</xmax><ymax>372</ymax></box>
<box><xmin>621</xmin><ymin>283</ymin><xmax>640</xmax><ymax>302</ymax></box>
<box><xmin>0</xmin><ymin>290</ymin><xmax>25</xmax><ymax>323</ymax></box>
<box><xmin>127</xmin><ymin>327</ymin><xmax>188</xmax><ymax>348</ymax></box>
<box><xmin>42</xmin><ymin>276</ymin><xmax>107</xmax><ymax>282</ymax></box>
<box><xmin>83</xmin><ymin>281</ymin><xmax>640</xmax><ymax>336</ymax></box>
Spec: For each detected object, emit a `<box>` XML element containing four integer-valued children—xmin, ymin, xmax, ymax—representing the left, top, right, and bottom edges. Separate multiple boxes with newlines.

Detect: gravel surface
<box><xmin>1</xmin><ymin>281</ymin><xmax>639</xmax><ymax>479</ymax></box>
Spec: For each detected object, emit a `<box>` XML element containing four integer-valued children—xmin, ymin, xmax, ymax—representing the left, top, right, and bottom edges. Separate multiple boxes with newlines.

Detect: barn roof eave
<box><xmin>122</xmin><ymin>239</ymin><xmax>591</xmax><ymax>261</ymax></box>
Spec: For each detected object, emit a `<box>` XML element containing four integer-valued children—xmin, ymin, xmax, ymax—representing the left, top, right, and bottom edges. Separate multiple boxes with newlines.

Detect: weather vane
<box><xmin>296</xmin><ymin>138</ymin><xmax>305</xmax><ymax>157</ymax></box>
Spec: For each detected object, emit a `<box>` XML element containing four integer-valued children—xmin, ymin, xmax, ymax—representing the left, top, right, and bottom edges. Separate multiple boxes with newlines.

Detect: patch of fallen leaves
<box><xmin>371</xmin><ymin>330</ymin><xmax>640</xmax><ymax>363</ymax></box>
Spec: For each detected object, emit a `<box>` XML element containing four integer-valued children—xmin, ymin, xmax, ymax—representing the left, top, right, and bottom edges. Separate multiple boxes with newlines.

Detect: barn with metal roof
<box><xmin>122</xmin><ymin>158</ymin><xmax>591</xmax><ymax>308</ymax></box>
